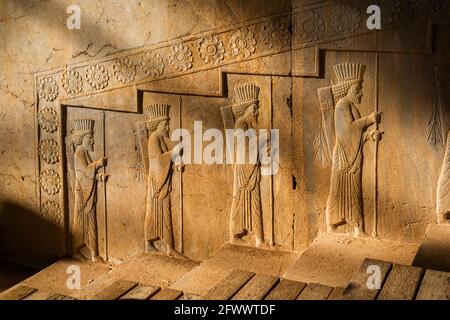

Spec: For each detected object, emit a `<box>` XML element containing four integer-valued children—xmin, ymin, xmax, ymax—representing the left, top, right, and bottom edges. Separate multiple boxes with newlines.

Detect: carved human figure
<box><xmin>436</xmin><ymin>130</ymin><xmax>450</xmax><ymax>224</ymax></box>
<box><xmin>143</xmin><ymin>104</ymin><xmax>181</xmax><ymax>256</ymax></box>
<box><xmin>326</xmin><ymin>63</ymin><xmax>382</xmax><ymax>237</ymax></box>
<box><xmin>69</xmin><ymin>119</ymin><xmax>106</xmax><ymax>262</ymax></box>
<box><xmin>230</xmin><ymin>84</ymin><xmax>264</xmax><ymax>247</ymax></box>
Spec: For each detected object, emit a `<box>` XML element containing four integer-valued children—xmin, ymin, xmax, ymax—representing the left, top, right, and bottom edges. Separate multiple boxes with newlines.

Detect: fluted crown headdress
<box><xmin>331</xmin><ymin>63</ymin><xmax>365</xmax><ymax>101</ymax></box>
<box><xmin>146</xmin><ymin>104</ymin><xmax>170</xmax><ymax>132</ymax></box>
<box><xmin>232</xmin><ymin>84</ymin><xmax>260</xmax><ymax>119</ymax></box>
<box><xmin>71</xmin><ymin>119</ymin><xmax>94</xmax><ymax>145</ymax></box>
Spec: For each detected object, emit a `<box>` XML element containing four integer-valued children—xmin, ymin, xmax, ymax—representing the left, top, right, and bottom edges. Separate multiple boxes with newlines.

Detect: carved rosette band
<box><xmin>34</xmin><ymin>0</ymin><xmax>437</xmax><ymax>102</ymax></box>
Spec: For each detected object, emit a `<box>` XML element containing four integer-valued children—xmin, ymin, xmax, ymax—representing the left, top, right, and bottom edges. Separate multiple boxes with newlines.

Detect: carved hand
<box><xmin>96</xmin><ymin>156</ymin><xmax>108</xmax><ymax>169</ymax></box>
<box><xmin>173</xmin><ymin>162</ymin><xmax>185</xmax><ymax>173</ymax></box>
<box><xmin>368</xmin><ymin>111</ymin><xmax>382</xmax><ymax>125</ymax></box>
<box><xmin>97</xmin><ymin>172</ymin><xmax>109</xmax><ymax>182</ymax></box>
<box><xmin>370</xmin><ymin>129</ymin><xmax>384</xmax><ymax>142</ymax></box>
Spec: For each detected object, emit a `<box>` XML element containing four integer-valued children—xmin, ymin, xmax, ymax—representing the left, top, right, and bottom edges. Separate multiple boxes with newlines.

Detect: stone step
<box><xmin>282</xmin><ymin>233</ymin><xmax>419</xmax><ymax>288</ymax></box>
<box><xmin>332</xmin><ymin>258</ymin><xmax>449</xmax><ymax>300</ymax></box>
<box><xmin>413</xmin><ymin>224</ymin><xmax>450</xmax><ymax>272</ymax></box>
<box><xmin>170</xmin><ymin>243</ymin><xmax>300</xmax><ymax>297</ymax></box>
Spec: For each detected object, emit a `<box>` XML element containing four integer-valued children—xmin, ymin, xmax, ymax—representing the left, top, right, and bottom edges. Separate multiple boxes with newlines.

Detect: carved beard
<box><xmin>350</xmin><ymin>95</ymin><xmax>361</xmax><ymax>106</ymax></box>
<box><xmin>242</xmin><ymin>111</ymin><xmax>257</xmax><ymax>129</ymax></box>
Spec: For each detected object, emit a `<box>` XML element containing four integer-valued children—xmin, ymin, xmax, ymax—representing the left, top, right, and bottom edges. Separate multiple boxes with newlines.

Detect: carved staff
<box><xmin>178</xmin><ymin>96</ymin><xmax>184</xmax><ymax>254</ymax></box>
<box><xmin>373</xmin><ymin>54</ymin><xmax>379</xmax><ymax>238</ymax></box>
<box><xmin>101</xmin><ymin>111</ymin><xmax>108</xmax><ymax>261</ymax></box>
<box><xmin>269</xmin><ymin>77</ymin><xmax>274</xmax><ymax>247</ymax></box>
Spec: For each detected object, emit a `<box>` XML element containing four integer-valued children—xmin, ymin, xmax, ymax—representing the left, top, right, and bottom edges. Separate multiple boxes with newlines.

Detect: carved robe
<box><xmin>144</xmin><ymin>133</ymin><xmax>174</xmax><ymax>247</ymax></box>
<box><xmin>230</xmin><ymin>120</ymin><xmax>263</xmax><ymax>240</ymax></box>
<box><xmin>72</xmin><ymin>147</ymin><xmax>99</xmax><ymax>256</ymax></box>
<box><xmin>437</xmin><ymin>131</ymin><xmax>450</xmax><ymax>224</ymax></box>
<box><xmin>326</xmin><ymin>98</ymin><xmax>371</xmax><ymax>228</ymax></box>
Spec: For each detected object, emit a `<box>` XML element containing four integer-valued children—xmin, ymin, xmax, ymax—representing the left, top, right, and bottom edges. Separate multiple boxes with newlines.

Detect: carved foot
<box><xmin>230</xmin><ymin>236</ymin><xmax>245</xmax><ymax>245</ymax></box>
<box><xmin>145</xmin><ymin>241</ymin><xmax>158</xmax><ymax>253</ymax></box>
<box><xmin>354</xmin><ymin>227</ymin><xmax>369</xmax><ymax>238</ymax></box>
<box><xmin>326</xmin><ymin>224</ymin><xmax>336</xmax><ymax>233</ymax></box>
<box><xmin>168</xmin><ymin>248</ymin><xmax>185</xmax><ymax>259</ymax></box>
<box><xmin>92</xmin><ymin>255</ymin><xmax>105</xmax><ymax>264</ymax></box>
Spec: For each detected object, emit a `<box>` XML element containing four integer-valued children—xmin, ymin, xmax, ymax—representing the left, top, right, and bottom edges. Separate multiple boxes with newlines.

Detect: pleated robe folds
<box><xmin>326</xmin><ymin>99</ymin><xmax>371</xmax><ymax>228</ymax></box>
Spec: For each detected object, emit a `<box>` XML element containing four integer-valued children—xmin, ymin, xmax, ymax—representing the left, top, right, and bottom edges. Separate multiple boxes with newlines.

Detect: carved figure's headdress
<box><xmin>146</xmin><ymin>104</ymin><xmax>170</xmax><ymax>132</ymax></box>
<box><xmin>71</xmin><ymin>119</ymin><xmax>94</xmax><ymax>145</ymax></box>
<box><xmin>232</xmin><ymin>84</ymin><xmax>260</xmax><ymax>119</ymax></box>
<box><xmin>331</xmin><ymin>63</ymin><xmax>365</xmax><ymax>101</ymax></box>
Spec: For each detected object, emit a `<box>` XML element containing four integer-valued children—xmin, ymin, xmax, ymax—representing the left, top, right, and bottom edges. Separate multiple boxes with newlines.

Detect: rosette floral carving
<box><xmin>113</xmin><ymin>57</ymin><xmax>136</xmax><ymax>84</ymax></box>
<box><xmin>40</xmin><ymin>169</ymin><xmax>61</xmax><ymax>195</ymax></box>
<box><xmin>39</xmin><ymin>139</ymin><xmax>59</xmax><ymax>164</ymax></box>
<box><xmin>197</xmin><ymin>35</ymin><xmax>225</xmax><ymax>65</ymax></box>
<box><xmin>293</xmin><ymin>10</ymin><xmax>324</xmax><ymax>43</ymax></box>
<box><xmin>140</xmin><ymin>50</ymin><xmax>164</xmax><ymax>78</ymax></box>
<box><xmin>37</xmin><ymin>76</ymin><xmax>58</xmax><ymax>101</ymax></box>
<box><xmin>61</xmin><ymin>69</ymin><xmax>83</xmax><ymax>95</ymax></box>
<box><xmin>380</xmin><ymin>0</ymin><xmax>401</xmax><ymax>24</ymax></box>
<box><xmin>229</xmin><ymin>27</ymin><xmax>256</xmax><ymax>59</ymax></box>
<box><xmin>86</xmin><ymin>64</ymin><xmax>109</xmax><ymax>90</ymax></box>
<box><xmin>411</xmin><ymin>0</ymin><xmax>441</xmax><ymax>15</ymax></box>
<box><xmin>261</xmin><ymin>19</ymin><xmax>290</xmax><ymax>49</ymax></box>
<box><xmin>38</xmin><ymin>107</ymin><xmax>59</xmax><ymax>133</ymax></box>
<box><xmin>169</xmin><ymin>43</ymin><xmax>194</xmax><ymax>71</ymax></box>
<box><xmin>331</xmin><ymin>5</ymin><xmax>361</xmax><ymax>33</ymax></box>
<box><xmin>41</xmin><ymin>200</ymin><xmax>61</xmax><ymax>225</ymax></box>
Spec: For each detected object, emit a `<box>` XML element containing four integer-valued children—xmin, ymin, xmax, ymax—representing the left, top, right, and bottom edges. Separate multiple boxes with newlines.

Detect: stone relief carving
<box><xmin>140</xmin><ymin>50</ymin><xmax>164</xmax><ymax>78</ymax></box>
<box><xmin>39</xmin><ymin>138</ymin><xmax>59</xmax><ymax>164</ymax></box>
<box><xmin>227</xmin><ymin>84</ymin><xmax>264</xmax><ymax>247</ymax></box>
<box><xmin>437</xmin><ymin>130</ymin><xmax>450</xmax><ymax>225</ymax></box>
<box><xmin>137</xmin><ymin>104</ymin><xmax>182</xmax><ymax>257</ymax></box>
<box><xmin>37</xmin><ymin>76</ymin><xmax>59</xmax><ymax>102</ymax></box>
<box><xmin>113</xmin><ymin>56</ymin><xmax>136</xmax><ymax>84</ymax></box>
<box><xmin>320</xmin><ymin>63</ymin><xmax>382</xmax><ymax>237</ymax></box>
<box><xmin>40</xmin><ymin>169</ymin><xmax>61</xmax><ymax>195</ymax></box>
<box><xmin>331</xmin><ymin>4</ymin><xmax>361</xmax><ymax>33</ymax></box>
<box><xmin>66</xmin><ymin>119</ymin><xmax>107</xmax><ymax>262</ymax></box>
<box><xmin>427</xmin><ymin>67</ymin><xmax>444</xmax><ymax>146</ymax></box>
<box><xmin>380</xmin><ymin>0</ymin><xmax>401</xmax><ymax>24</ymax></box>
<box><xmin>33</xmin><ymin>1</ymin><xmax>441</xmax><ymax>102</ymax></box>
<box><xmin>38</xmin><ymin>107</ymin><xmax>59</xmax><ymax>133</ymax></box>
<box><xmin>169</xmin><ymin>43</ymin><xmax>194</xmax><ymax>72</ymax></box>
<box><xmin>411</xmin><ymin>0</ymin><xmax>442</xmax><ymax>15</ymax></box>
<box><xmin>261</xmin><ymin>18</ymin><xmax>290</xmax><ymax>49</ymax></box>
<box><xmin>229</xmin><ymin>27</ymin><xmax>256</xmax><ymax>59</ymax></box>
<box><xmin>41</xmin><ymin>200</ymin><xmax>61</xmax><ymax>225</ymax></box>
<box><xmin>86</xmin><ymin>64</ymin><xmax>109</xmax><ymax>90</ymax></box>
<box><xmin>61</xmin><ymin>69</ymin><xmax>83</xmax><ymax>95</ymax></box>
<box><xmin>292</xmin><ymin>10</ymin><xmax>324</xmax><ymax>43</ymax></box>
<box><xmin>197</xmin><ymin>35</ymin><xmax>225</xmax><ymax>65</ymax></box>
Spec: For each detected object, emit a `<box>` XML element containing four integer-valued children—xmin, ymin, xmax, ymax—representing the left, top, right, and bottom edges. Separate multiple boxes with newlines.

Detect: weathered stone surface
<box><xmin>264</xmin><ymin>279</ymin><xmax>306</xmax><ymax>300</ymax></box>
<box><xmin>378</xmin><ymin>264</ymin><xmax>424</xmax><ymax>300</ymax></box>
<box><xmin>413</xmin><ymin>224</ymin><xmax>450</xmax><ymax>272</ymax></box>
<box><xmin>0</xmin><ymin>285</ymin><xmax>37</xmax><ymax>300</ymax></box>
<box><xmin>93</xmin><ymin>280</ymin><xmax>138</xmax><ymax>300</ymax></box>
<box><xmin>203</xmin><ymin>270</ymin><xmax>255</xmax><ymax>300</ymax></box>
<box><xmin>296</xmin><ymin>283</ymin><xmax>333</xmax><ymax>300</ymax></box>
<box><xmin>231</xmin><ymin>274</ymin><xmax>279</xmax><ymax>300</ymax></box>
<box><xmin>340</xmin><ymin>258</ymin><xmax>392</xmax><ymax>300</ymax></box>
<box><xmin>416</xmin><ymin>270</ymin><xmax>450</xmax><ymax>300</ymax></box>
<box><xmin>150</xmin><ymin>288</ymin><xmax>183</xmax><ymax>300</ymax></box>
<box><xmin>0</xmin><ymin>0</ymin><xmax>449</xmax><ymax>302</ymax></box>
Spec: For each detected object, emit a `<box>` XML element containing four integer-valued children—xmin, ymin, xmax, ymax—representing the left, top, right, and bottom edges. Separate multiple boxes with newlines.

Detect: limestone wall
<box><xmin>0</xmin><ymin>0</ymin><xmax>448</xmax><ymax>267</ymax></box>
